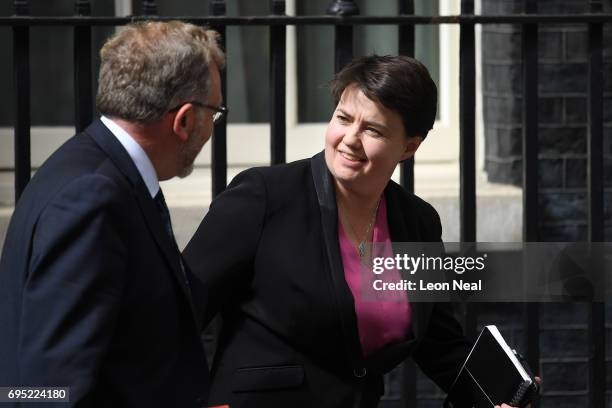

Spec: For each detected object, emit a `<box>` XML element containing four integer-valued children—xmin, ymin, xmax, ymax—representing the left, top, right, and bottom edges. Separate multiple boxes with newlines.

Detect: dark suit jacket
<box><xmin>0</xmin><ymin>120</ymin><xmax>209</xmax><ymax>407</ymax></box>
<box><xmin>184</xmin><ymin>152</ymin><xmax>471</xmax><ymax>408</ymax></box>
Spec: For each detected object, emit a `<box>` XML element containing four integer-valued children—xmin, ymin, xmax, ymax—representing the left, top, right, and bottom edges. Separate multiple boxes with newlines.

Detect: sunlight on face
<box><xmin>324</xmin><ymin>85</ymin><xmax>421</xmax><ymax>196</ymax></box>
<box><xmin>177</xmin><ymin>115</ymin><xmax>205</xmax><ymax>179</ymax></box>
<box><xmin>177</xmin><ymin>63</ymin><xmax>222</xmax><ymax>179</ymax></box>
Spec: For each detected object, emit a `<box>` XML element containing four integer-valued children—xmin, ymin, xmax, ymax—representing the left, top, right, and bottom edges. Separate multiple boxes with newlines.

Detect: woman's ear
<box><xmin>400</xmin><ymin>135</ymin><xmax>423</xmax><ymax>161</ymax></box>
<box><xmin>171</xmin><ymin>104</ymin><xmax>197</xmax><ymax>142</ymax></box>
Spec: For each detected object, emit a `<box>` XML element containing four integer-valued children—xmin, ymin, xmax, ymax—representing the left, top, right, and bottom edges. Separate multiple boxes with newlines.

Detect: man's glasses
<box><xmin>168</xmin><ymin>101</ymin><xmax>228</xmax><ymax>124</ymax></box>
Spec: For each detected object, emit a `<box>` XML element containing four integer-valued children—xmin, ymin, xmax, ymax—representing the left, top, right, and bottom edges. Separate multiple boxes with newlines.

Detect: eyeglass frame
<box><xmin>168</xmin><ymin>101</ymin><xmax>228</xmax><ymax>124</ymax></box>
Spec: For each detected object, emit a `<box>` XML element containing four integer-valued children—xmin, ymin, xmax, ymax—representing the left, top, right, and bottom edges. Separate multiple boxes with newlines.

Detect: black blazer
<box><xmin>0</xmin><ymin>120</ymin><xmax>209</xmax><ymax>407</ymax></box>
<box><xmin>184</xmin><ymin>152</ymin><xmax>471</xmax><ymax>408</ymax></box>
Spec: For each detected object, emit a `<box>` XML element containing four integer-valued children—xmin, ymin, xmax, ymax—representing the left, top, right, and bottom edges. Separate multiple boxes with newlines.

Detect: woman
<box><xmin>185</xmin><ymin>55</ymin><xmax>473</xmax><ymax>407</ymax></box>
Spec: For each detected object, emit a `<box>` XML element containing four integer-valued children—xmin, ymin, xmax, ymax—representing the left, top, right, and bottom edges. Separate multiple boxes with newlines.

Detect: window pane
<box><xmin>354</xmin><ymin>0</ymin><xmax>398</xmax><ymax>57</ymax></box>
<box><xmin>226</xmin><ymin>25</ymin><xmax>269</xmax><ymax>123</ymax></box>
<box><xmin>296</xmin><ymin>0</ymin><xmax>337</xmax><ymax>123</ymax></box>
<box><xmin>0</xmin><ymin>1</ymin><xmax>12</xmax><ymax>126</ymax></box>
<box><xmin>297</xmin><ymin>0</ymin><xmax>440</xmax><ymax>123</ymax></box>
<box><xmin>0</xmin><ymin>0</ymin><xmax>115</xmax><ymax>127</ymax></box>
<box><xmin>150</xmin><ymin>0</ymin><xmax>270</xmax><ymax>123</ymax></box>
<box><xmin>415</xmin><ymin>0</ymin><xmax>440</xmax><ymax>106</ymax></box>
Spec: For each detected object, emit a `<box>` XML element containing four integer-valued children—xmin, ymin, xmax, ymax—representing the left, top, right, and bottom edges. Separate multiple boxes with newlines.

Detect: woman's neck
<box><xmin>336</xmin><ymin>182</ymin><xmax>382</xmax><ymax>230</ymax></box>
<box><xmin>335</xmin><ymin>181</ymin><xmax>383</xmax><ymax>224</ymax></box>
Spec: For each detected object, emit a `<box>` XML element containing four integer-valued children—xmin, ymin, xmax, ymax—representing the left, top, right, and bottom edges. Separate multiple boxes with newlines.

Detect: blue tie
<box><xmin>154</xmin><ymin>190</ymin><xmax>175</xmax><ymax>241</ymax></box>
<box><xmin>154</xmin><ymin>189</ymin><xmax>190</xmax><ymax>289</ymax></box>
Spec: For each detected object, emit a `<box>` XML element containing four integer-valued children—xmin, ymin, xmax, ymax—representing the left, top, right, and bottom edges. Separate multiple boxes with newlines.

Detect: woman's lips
<box><xmin>339</xmin><ymin>151</ymin><xmax>365</xmax><ymax>162</ymax></box>
<box><xmin>338</xmin><ymin>150</ymin><xmax>366</xmax><ymax>168</ymax></box>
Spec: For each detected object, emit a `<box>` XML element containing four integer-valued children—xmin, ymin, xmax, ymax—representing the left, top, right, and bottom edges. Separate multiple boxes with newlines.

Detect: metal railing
<box><xmin>1</xmin><ymin>0</ymin><xmax>610</xmax><ymax>406</ymax></box>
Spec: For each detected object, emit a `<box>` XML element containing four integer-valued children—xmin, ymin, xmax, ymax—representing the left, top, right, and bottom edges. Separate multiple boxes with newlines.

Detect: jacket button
<box><xmin>353</xmin><ymin>367</ymin><xmax>367</xmax><ymax>378</ymax></box>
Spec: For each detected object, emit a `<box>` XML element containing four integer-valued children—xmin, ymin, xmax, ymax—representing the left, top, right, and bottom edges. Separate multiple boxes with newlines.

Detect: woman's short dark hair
<box><xmin>329</xmin><ymin>55</ymin><xmax>437</xmax><ymax>139</ymax></box>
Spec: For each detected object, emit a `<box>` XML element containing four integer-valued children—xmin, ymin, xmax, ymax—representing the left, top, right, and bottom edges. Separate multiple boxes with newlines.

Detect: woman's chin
<box><xmin>333</xmin><ymin>171</ymin><xmax>367</xmax><ymax>189</ymax></box>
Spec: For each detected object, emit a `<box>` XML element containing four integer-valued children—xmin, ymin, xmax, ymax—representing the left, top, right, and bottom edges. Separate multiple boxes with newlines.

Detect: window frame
<box><xmin>0</xmin><ymin>0</ymin><xmax>461</xmax><ymax>169</ymax></box>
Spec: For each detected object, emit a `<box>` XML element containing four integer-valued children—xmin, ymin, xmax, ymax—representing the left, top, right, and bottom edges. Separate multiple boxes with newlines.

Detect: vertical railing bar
<box><xmin>398</xmin><ymin>0</ymin><xmax>415</xmax><ymax>194</ymax></box>
<box><xmin>522</xmin><ymin>3</ymin><xmax>539</xmax><ymax>242</ymax></box>
<box><xmin>459</xmin><ymin>0</ymin><xmax>476</xmax><ymax>244</ymax></box>
<box><xmin>210</xmin><ymin>0</ymin><xmax>227</xmax><ymax>197</ymax></box>
<box><xmin>459</xmin><ymin>0</ymin><xmax>477</xmax><ymax>340</ymax></box>
<box><xmin>398</xmin><ymin>0</ymin><xmax>415</xmax><ymax>57</ymax></box>
<box><xmin>587</xmin><ymin>7</ymin><xmax>604</xmax><ymax>242</ymax></box>
<box><xmin>270</xmin><ymin>0</ymin><xmax>286</xmax><ymax>165</ymax></box>
<box><xmin>587</xmin><ymin>2</ymin><xmax>605</xmax><ymax>408</ymax></box>
<box><xmin>200</xmin><ymin>0</ymin><xmax>228</xmax><ymax>365</ymax></box>
<box><xmin>74</xmin><ymin>0</ymin><xmax>93</xmax><ymax>133</ymax></box>
<box><xmin>13</xmin><ymin>0</ymin><xmax>31</xmax><ymax>202</ymax></box>
<box><xmin>400</xmin><ymin>358</ymin><xmax>417</xmax><ymax>408</ymax></box>
<box><xmin>588</xmin><ymin>303</ymin><xmax>605</xmax><ymax>408</ymax></box>
<box><xmin>397</xmin><ymin>3</ymin><xmax>417</xmax><ymax>403</ymax></box>
<box><xmin>327</xmin><ymin>0</ymin><xmax>359</xmax><ymax>73</ymax></box>
<box><xmin>521</xmin><ymin>2</ymin><xmax>540</xmax><ymax>407</ymax></box>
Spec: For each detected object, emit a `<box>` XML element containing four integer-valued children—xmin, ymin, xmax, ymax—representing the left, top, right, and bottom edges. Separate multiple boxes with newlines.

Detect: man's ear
<box><xmin>399</xmin><ymin>135</ymin><xmax>423</xmax><ymax>161</ymax></box>
<box><xmin>171</xmin><ymin>104</ymin><xmax>197</xmax><ymax>142</ymax></box>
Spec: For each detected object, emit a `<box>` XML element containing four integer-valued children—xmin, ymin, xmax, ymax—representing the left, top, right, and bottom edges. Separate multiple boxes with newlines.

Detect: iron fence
<box><xmin>1</xmin><ymin>0</ymin><xmax>610</xmax><ymax>406</ymax></box>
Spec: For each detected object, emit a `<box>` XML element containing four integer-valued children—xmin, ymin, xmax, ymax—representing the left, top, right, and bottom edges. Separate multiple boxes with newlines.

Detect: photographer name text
<box><xmin>373</xmin><ymin>279</ymin><xmax>482</xmax><ymax>292</ymax></box>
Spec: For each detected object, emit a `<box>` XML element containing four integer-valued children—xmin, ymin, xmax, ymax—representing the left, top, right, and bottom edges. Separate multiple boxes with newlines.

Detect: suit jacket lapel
<box><xmin>385</xmin><ymin>184</ymin><xmax>433</xmax><ymax>343</ymax></box>
<box><xmin>85</xmin><ymin>120</ymin><xmax>195</xmax><ymax>308</ymax></box>
<box><xmin>310</xmin><ymin>152</ymin><xmax>364</xmax><ymax>364</ymax></box>
<box><xmin>310</xmin><ymin>151</ymin><xmax>435</xmax><ymax>363</ymax></box>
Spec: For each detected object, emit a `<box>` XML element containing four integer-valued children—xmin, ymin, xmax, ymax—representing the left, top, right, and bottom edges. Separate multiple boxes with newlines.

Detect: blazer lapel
<box><xmin>310</xmin><ymin>152</ymin><xmax>364</xmax><ymax>365</ymax></box>
<box><xmin>385</xmin><ymin>184</ymin><xmax>433</xmax><ymax>343</ymax></box>
<box><xmin>85</xmin><ymin>120</ymin><xmax>195</xmax><ymax>308</ymax></box>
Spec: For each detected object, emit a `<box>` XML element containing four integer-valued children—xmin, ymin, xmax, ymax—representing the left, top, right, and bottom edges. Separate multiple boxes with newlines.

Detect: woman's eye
<box><xmin>336</xmin><ymin>115</ymin><xmax>349</xmax><ymax>123</ymax></box>
<box><xmin>366</xmin><ymin>127</ymin><xmax>382</xmax><ymax>136</ymax></box>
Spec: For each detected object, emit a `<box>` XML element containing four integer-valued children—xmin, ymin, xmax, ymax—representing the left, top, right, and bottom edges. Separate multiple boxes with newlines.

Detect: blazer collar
<box><xmin>310</xmin><ymin>151</ymin><xmax>432</xmax><ymax>367</ymax></box>
<box><xmin>310</xmin><ymin>151</ymin><xmax>363</xmax><ymax>366</ymax></box>
<box><xmin>84</xmin><ymin>119</ymin><xmax>199</xmax><ymax>321</ymax></box>
<box><xmin>383</xmin><ymin>181</ymin><xmax>431</xmax><ymax>342</ymax></box>
<box><xmin>85</xmin><ymin>119</ymin><xmax>142</xmax><ymax>187</ymax></box>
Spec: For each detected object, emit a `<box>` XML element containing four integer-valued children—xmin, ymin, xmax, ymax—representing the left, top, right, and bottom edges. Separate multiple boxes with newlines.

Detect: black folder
<box><xmin>444</xmin><ymin>325</ymin><xmax>538</xmax><ymax>408</ymax></box>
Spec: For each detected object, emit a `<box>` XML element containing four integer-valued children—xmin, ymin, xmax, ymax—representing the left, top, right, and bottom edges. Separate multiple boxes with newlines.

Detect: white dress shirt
<box><xmin>100</xmin><ymin>115</ymin><xmax>159</xmax><ymax>198</ymax></box>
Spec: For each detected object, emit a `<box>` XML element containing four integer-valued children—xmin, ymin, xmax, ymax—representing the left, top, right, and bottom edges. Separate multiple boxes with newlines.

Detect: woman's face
<box><xmin>324</xmin><ymin>84</ymin><xmax>422</xmax><ymax>196</ymax></box>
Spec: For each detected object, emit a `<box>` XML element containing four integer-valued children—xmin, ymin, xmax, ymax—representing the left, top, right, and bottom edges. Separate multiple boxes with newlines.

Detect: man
<box><xmin>0</xmin><ymin>21</ymin><xmax>224</xmax><ymax>407</ymax></box>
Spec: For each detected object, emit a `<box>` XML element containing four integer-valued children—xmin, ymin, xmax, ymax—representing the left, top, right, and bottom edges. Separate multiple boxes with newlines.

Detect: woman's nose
<box><xmin>342</xmin><ymin>124</ymin><xmax>362</xmax><ymax>148</ymax></box>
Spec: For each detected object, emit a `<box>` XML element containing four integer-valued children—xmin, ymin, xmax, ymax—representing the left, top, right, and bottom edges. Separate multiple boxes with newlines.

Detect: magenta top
<box><xmin>338</xmin><ymin>196</ymin><xmax>412</xmax><ymax>357</ymax></box>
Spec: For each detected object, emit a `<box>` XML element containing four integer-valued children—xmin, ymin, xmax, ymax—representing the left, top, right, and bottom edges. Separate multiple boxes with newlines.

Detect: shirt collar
<box><xmin>100</xmin><ymin>115</ymin><xmax>160</xmax><ymax>198</ymax></box>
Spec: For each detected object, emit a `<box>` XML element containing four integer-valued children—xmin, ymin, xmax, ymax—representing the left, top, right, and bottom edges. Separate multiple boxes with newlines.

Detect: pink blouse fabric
<box><xmin>338</xmin><ymin>196</ymin><xmax>412</xmax><ymax>357</ymax></box>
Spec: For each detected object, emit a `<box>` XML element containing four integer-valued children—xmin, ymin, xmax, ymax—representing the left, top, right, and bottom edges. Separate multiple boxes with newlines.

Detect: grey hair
<box><xmin>96</xmin><ymin>21</ymin><xmax>225</xmax><ymax>124</ymax></box>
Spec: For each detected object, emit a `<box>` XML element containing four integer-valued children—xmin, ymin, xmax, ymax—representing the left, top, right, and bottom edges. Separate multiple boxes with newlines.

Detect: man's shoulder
<box><xmin>17</xmin><ymin>130</ymin><xmax>131</xmax><ymax>215</ymax></box>
<box><xmin>38</xmin><ymin>130</ymin><xmax>110</xmax><ymax>176</ymax></box>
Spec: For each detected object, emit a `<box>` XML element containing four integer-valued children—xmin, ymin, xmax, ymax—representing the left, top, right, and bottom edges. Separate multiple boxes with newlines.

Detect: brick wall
<box><xmin>480</xmin><ymin>2</ymin><xmax>612</xmax><ymax>408</ymax></box>
<box><xmin>482</xmin><ymin>0</ymin><xmax>612</xmax><ymax>242</ymax></box>
<box><xmin>379</xmin><ymin>4</ymin><xmax>612</xmax><ymax>405</ymax></box>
